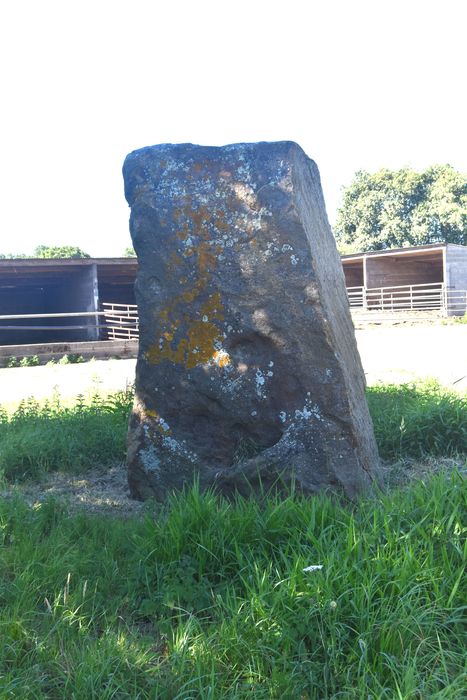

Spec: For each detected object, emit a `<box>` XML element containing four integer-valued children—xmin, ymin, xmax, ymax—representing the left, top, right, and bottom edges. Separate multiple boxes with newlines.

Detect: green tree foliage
<box><xmin>334</xmin><ymin>165</ymin><xmax>467</xmax><ymax>253</ymax></box>
<box><xmin>33</xmin><ymin>245</ymin><xmax>91</xmax><ymax>259</ymax></box>
<box><xmin>0</xmin><ymin>253</ymin><xmax>28</xmax><ymax>259</ymax></box>
<box><xmin>123</xmin><ymin>246</ymin><xmax>136</xmax><ymax>257</ymax></box>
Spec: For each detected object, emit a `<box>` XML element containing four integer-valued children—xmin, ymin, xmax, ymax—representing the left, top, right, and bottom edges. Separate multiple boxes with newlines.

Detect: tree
<box><xmin>0</xmin><ymin>253</ymin><xmax>28</xmax><ymax>259</ymax></box>
<box><xmin>123</xmin><ymin>246</ymin><xmax>136</xmax><ymax>257</ymax></box>
<box><xmin>33</xmin><ymin>245</ymin><xmax>91</xmax><ymax>259</ymax></box>
<box><xmin>334</xmin><ymin>165</ymin><xmax>467</xmax><ymax>253</ymax></box>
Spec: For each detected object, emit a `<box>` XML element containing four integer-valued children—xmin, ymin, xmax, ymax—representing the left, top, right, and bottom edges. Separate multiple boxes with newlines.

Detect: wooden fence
<box><xmin>0</xmin><ymin>305</ymin><xmax>139</xmax><ymax>339</ymax></box>
<box><xmin>101</xmin><ymin>303</ymin><xmax>139</xmax><ymax>339</ymax></box>
<box><xmin>346</xmin><ymin>283</ymin><xmax>467</xmax><ymax>314</ymax></box>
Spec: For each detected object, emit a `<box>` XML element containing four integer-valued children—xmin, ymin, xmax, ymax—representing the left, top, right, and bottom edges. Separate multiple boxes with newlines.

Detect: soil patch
<box><xmin>1</xmin><ymin>465</ymin><xmax>148</xmax><ymax>518</ymax></box>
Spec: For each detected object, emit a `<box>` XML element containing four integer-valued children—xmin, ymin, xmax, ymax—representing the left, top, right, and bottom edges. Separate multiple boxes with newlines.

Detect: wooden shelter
<box><xmin>342</xmin><ymin>244</ymin><xmax>467</xmax><ymax>315</ymax></box>
<box><xmin>0</xmin><ymin>258</ymin><xmax>137</xmax><ymax>345</ymax></box>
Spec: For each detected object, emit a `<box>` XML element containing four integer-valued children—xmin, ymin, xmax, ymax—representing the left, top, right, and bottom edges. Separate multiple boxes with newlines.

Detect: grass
<box><xmin>0</xmin><ymin>473</ymin><xmax>465</xmax><ymax>698</ymax></box>
<box><xmin>0</xmin><ymin>382</ymin><xmax>465</xmax><ymax>696</ymax></box>
<box><xmin>0</xmin><ymin>381</ymin><xmax>465</xmax><ymax>483</ymax></box>
<box><xmin>368</xmin><ymin>381</ymin><xmax>466</xmax><ymax>459</ymax></box>
<box><xmin>4</xmin><ymin>353</ymin><xmax>87</xmax><ymax>368</ymax></box>
<box><xmin>0</xmin><ymin>390</ymin><xmax>133</xmax><ymax>482</ymax></box>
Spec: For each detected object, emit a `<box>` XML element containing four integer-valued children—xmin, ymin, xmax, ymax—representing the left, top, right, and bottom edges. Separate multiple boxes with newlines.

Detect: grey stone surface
<box><xmin>123</xmin><ymin>141</ymin><xmax>382</xmax><ymax>500</ymax></box>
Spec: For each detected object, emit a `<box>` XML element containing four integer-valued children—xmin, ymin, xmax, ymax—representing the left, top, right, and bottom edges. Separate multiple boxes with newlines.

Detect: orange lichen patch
<box><xmin>144</xmin><ymin>409</ymin><xmax>172</xmax><ymax>435</ymax></box>
<box><xmin>146</xmin><ymin>317</ymin><xmax>224</xmax><ymax>370</ymax></box>
<box><xmin>212</xmin><ymin>350</ymin><xmax>231</xmax><ymax>368</ymax></box>
<box><xmin>179</xmin><ymin>283</ymin><xmax>202</xmax><ymax>305</ymax></box>
<box><xmin>215</xmin><ymin>216</ymin><xmax>229</xmax><ymax>232</ymax></box>
<box><xmin>197</xmin><ymin>242</ymin><xmax>219</xmax><ymax>273</ymax></box>
<box><xmin>191</xmin><ymin>206</ymin><xmax>211</xmax><ymax>228</ymax></box>
<box><xmin>145</xmin><ymin>200</ymin><xmax>235</xmax><ymax>370</ymax></box>
<box><xmin>147</xmin><ymin>290</ymin><xmax>225</xmax><ymax>370</ymax></box>
<box><xmin>201</xmin><ymin>292</ymin><xmax>223</xmax><ymax>318</ymax></box>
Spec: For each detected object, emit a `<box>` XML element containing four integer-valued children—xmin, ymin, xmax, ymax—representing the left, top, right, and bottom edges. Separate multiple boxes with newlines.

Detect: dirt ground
<box><xmin>1</xmin><ymin>323</ymin><xmax>465</xmax><ymax>516</ymax></box>
<box><xmin>1</xmin><ymin>457</ymin><xmax>464</xmax><ymax>519</ymax></box>
<box><xmin>356</xmin><ymin>324</ymin><xmax>466</xmax><ymax>391</ymax></box>
<box><xmin>0</xmin><ymin>466</ymin><xmax>147</xmax><ymax>518</ymax></box>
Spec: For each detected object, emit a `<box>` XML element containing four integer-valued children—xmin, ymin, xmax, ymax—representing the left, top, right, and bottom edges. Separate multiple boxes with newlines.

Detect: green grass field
<box><xmin>0</xmin><ymin>382</ymin><xmax>465</xmax><ymax>698</ymax></box>
<box><xmin>0</xmin><ymin>474</ymin><xmax>465</xmax><ymax>698</ymax></box>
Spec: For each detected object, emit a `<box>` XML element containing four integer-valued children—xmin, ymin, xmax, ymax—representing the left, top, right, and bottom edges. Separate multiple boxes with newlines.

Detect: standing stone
<box><xmin>123</xmin><ymin>141</ymin><xmax>381</xmax><ymax>501</ymax></box>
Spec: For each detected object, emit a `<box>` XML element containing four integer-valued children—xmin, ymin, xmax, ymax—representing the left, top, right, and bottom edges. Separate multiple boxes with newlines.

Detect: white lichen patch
<box><xmin>140</xmin><ymin>445</ymin><xmax>161</xmax><ymax>476</ymax></box>
<box><xmin>158</xmin><ymin>417</ymin><xmax>170</xmax><ymax>432</ymax></box>
<box><xmin>255</xmin><ymin>369</ymin><xmax>265</xmax><ymax>397</ymax></box>
<box><xmin>279</xmin><ymin>411</ymin><xmax>287</xmax><ymax>423</ymax></box>
<box><xmin>290</xmin><ymin>254</ymin><xmax>299</xmax><ymax>266</ymax></box>
<box><xmin>295</xmin><ymin>406</ymin><xmax>313</xmax><ymax>420</ymax></box>
<box><xmin>220</xmin><ymin>374</ymin><xmax>243</xmax><ymax>396</ymax></box>
<box><xmin>264</xmin><ymin>240</ymin><xmax>280</xmax><ymax>258</ymax></box>
<box><xmin>161</xmin><ymin>435</ymin><xmax>197</xmax><ymax>463</ymax></box>
<box><xmin>294</xmin><ymin>400</ymin><xmax>322</xmax><ymax>421</ymax></box>
<box><xmin>161</xmin><ymin>436</ymin><xmax>178</xmax><ymax>451</ymax></box>
<box><xmin>232</xmin><ymin>181</ymin><xmax>257</xmax><ymax>207</ymax></box>
<box><xmin>238</xmin><ymin>251</ymin><xmax>257</xmax><ymax>276</ymax></box>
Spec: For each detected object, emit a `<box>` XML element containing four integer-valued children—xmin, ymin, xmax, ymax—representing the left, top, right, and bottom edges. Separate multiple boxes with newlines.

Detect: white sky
<box><xmin>0</xmin><ymin>0</ymin><xmax>465</xmax><ymax>257</ymax></box>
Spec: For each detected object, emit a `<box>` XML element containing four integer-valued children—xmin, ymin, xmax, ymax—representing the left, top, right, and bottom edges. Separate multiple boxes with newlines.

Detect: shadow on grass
<box><xmin>0</xmin><ymin>390</ymin><xmax>133</xmax><ymax>482</ymax></box>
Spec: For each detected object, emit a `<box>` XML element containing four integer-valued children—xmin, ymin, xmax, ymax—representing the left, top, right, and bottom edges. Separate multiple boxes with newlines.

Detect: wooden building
<box><xmin>0</xmin><ymin>258</ymin><xmax>137</xmax><ymax>345</ymax></box>
<box><xmin>342</xmin><ymin>244</ymin><xmax>467</xmax><ymax>315</ymax></box>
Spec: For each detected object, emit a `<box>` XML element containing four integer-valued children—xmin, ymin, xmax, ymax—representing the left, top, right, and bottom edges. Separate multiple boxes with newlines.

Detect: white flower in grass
<box><xmin>302</xmin><ymin>564</ymin><xmax>323</xmax><ymax>573</ymax></box>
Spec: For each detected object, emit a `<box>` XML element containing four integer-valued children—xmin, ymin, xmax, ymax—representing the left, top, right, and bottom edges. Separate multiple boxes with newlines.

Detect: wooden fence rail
<box><xmin>346</xmin><ymin>283</ymin><xmax>467</xmax><ymax>313</ymax></box>
<box><xmin>101</xmin><ymin>303</ymin><xmax>139</xmax><ymax>340</ymax></box>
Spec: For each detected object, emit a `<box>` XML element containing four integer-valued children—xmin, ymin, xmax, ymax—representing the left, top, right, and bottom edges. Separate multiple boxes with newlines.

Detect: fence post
<box><xmin>442</xmin><ymin>284</ymin><xmax>447</xmax><ymax>315</ymax></box>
